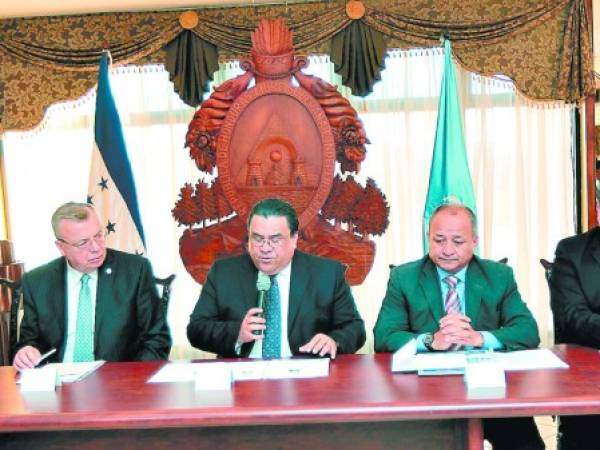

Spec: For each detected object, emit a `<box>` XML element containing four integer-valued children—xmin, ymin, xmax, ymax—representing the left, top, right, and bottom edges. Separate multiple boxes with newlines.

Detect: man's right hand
<box><xmin>13</xmin><ymin>345</ymin><xmax>41</xmax><ymax>371</ymax></box>
<box><xmin>237</xmin><ymin>307</ymin><xmax>266</xmax><ymax>344</ymax></box>
<box><xmin>430</xmin><ymin>330</ymin><xmax>454</xmax><ymax>351</ymax></box>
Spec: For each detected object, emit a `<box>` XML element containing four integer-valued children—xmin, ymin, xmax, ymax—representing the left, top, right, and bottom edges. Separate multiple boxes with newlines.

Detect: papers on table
<box><xmin>46</xmin><ymin>361</ymin><xmax>105</xmax><ymax>383</ymax></box>
<box><xmin>148</xmin><ymin>358</ymin><xmax>330</xmax><ymax>384</ymax></box>
<box><xmin>391</xmin><ymin>340</ymin><xmax>568</xmax><ymax>375</ymax></box>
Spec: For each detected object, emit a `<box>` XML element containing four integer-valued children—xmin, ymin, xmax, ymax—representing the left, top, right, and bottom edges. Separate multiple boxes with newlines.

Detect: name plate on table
<box><xmin>20</xmin><ymin>366</ymin><xmax>59</xmax><ymax>392</ymax></box>
<box><xmin>464</xmin><ymin>353</ymin><xmax>506</xmax><ymax>399</ymax></box>
<box><xmin>194</xmin><ymin>362</ymin><xmax>232</xmax><ymax>391</ymax></box>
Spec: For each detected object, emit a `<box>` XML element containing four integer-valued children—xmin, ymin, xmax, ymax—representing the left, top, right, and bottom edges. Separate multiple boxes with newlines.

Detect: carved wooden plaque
<box><xmin>217</xmin><ymin>81</ymin><xmax>335</xmax><ymax>228</ymax></box>
<box><xmin>173</xmin><ymin>18</ymin><xmax>389</xmax><ymax>285</ymax></box>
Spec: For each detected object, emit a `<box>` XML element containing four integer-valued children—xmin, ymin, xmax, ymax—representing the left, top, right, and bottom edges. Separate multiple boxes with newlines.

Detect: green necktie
<box><xmin>263</xmin><ymin>275</ymin><xmax>281</xmax><ymax>359</ymax></box>
<box><xmin>73</xmin><ymin>273</ymin><xmax>94</xmax><ymax>362</ymax></box>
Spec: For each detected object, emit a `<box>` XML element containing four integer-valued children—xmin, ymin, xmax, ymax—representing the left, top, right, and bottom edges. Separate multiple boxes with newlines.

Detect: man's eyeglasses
<box><xmin>249</xmin><ymin>234</ymin><xmax>286</xmax><ymax>248</ymax></box>
<box><xmin>57</xmin><ymin>230</ymin><xmax>105</xmax><ymax>250</ymax></box>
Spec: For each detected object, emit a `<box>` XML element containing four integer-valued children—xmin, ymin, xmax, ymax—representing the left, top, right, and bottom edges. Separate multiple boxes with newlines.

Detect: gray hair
<box><xmin>51</xmin><ymin>202</ymin><xmax>95</xmax><ymax>238</ymax></box>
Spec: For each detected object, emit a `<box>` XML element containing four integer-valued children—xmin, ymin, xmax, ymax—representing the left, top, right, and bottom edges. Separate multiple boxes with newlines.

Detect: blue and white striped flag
<box><xmin>87</xmin><ymin>51</ymin><xmax>145</xmax><ymax>254</ymax></box>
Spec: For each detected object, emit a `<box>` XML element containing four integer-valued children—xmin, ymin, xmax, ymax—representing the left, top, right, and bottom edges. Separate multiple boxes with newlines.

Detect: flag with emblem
<box><xmin>422</xmin><ymin>39</ymin><xmax>477</xmax><ymax>252</ymax></box>
<box><xmin>87</xmin><ymin>50</ymin><xmax>145</xmax><ymax>254</ymax></box>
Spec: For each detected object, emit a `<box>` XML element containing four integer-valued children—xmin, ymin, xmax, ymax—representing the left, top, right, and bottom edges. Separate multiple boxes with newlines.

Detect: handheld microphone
<box><xmin>253</xmin><ymin>271</ymin><xmax>271</xmax><ymax>336</ymax></box>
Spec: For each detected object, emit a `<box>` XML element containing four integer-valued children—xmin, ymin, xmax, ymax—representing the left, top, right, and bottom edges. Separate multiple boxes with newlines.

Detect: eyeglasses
<box><xmin>249</xmin><ymin>234</ymin><xmax>286</xmax><ymax>248</ymax></box>
<box><xmin>57</xmin><ymin>230</ymin><xmax>105</xmax><ymax>250</ymax></box>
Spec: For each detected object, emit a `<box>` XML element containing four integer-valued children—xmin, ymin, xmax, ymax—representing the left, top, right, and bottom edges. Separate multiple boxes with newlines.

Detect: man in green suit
<box><xmin>187</xmin><ymin>198</ymin><xmax>365</xmax><ymax>358</ymax></box>
<box><xmin>13</xmin><ymin>202</ymin><xmax>171</xmax><ymax>370</ymax></box>
<box><xmin>374</xmin><ymin>203</ymin><xmax>544</xmax><ymax>450</ymax></box>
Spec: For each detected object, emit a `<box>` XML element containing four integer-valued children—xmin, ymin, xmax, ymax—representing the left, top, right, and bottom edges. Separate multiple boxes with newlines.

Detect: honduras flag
<box><xmin>87</xmin><ymin>51</ymin><xmax>145</xmax><ymax>254</ymax></box>
<box><xmin>422</xmin><ymin>39</ymin><xmax>477</xmax><ymax>252</ymax></box>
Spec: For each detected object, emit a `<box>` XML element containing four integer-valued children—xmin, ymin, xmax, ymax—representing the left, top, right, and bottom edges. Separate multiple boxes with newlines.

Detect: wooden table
<box><xmin>1</xmin><ymin>345</ymin><xmax>599</xmax><ymax>450</ymax></box>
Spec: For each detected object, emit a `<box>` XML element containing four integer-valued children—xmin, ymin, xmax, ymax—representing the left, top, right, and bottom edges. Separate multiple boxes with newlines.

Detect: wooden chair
<box><xmin>0</xmin><ymin>277</ymin><xmax>22</xmax><ymax>365</ymax></box>
<box><xmin>540</xmin><ymin>258</ymin><xmax>554</xmax><ymax>282</ymax></box>
<box><xmin>539</xmin><ymin>258</ymin><xmax>559</xmax><ymax>344</ymax></box>
<box><xmin>154</xmin><ymin>274</ymin><xmax>175</xmax><ymax>316</ymax></box>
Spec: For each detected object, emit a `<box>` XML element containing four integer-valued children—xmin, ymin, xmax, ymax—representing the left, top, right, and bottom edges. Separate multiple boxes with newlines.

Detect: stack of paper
<box><xmin>148</xmin><ymin>358</ymin><xmax>330</xmax><ymax>384</ymax></box>
<box><xmin>46</xmin><ymin>361</ymin><xmax>105</xmax><ymax>383</ymax></box>
<box><xmin>391</xmin><ymin>340</ymin><xmax>568</xmax><ymax>374</ymax></box>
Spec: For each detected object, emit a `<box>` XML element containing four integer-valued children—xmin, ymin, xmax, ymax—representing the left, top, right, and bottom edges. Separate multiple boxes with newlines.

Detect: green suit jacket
<box><xmin>17</xmin><ymin>248</ymin><xmax>172</xmax><ymax>362</ymax></box>
<box><xmin>187</xmin><ymin>250</ymin><xmax>366</xmax><ymax>357</ymax></box>
<box><xmin>374</xmin><ymin>255</ymin><xmax>540</xmax><ymax>352</ymax></box>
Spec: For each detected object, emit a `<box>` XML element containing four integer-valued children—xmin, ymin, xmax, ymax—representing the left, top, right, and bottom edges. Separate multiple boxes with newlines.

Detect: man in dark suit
<box><xmin>187</xmin><ymin>198</ymin><xmax>365</xmax><ymax>358</ymax></box>
<box><xmin>13</xmin><ymin>202</ymin><xmax>171</xmax><ymax>370</ymax></box>
<box><xmin>374</xmin><ymin>203</ymin><xmax>544</xmax><ymax>450</ymax></box>
<box><xmin>549</xmin><ymin>195</ymin><xmax>600</xmax><ymax>450</ymax></box>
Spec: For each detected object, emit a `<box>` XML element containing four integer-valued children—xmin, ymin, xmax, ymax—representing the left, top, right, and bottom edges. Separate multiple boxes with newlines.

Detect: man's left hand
<box><xmin>299</xmin><ymin>333</ymin><xmax>337</xmax><ymax>359</ymax></box>
<box><xmin>438</xmin><ymin>313</ymin><xmax>484</xmax><ymax>347</ymax></box>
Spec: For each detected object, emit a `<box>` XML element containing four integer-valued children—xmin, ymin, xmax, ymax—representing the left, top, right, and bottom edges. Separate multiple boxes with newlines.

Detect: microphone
<box><xmin>253</xmin><ymin>271</ymin><xmax>271</xmax><ymax>336</ymax></box>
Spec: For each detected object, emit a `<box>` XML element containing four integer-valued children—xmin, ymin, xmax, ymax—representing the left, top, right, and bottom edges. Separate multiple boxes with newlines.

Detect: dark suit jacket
<box><xmin>374</xmin><ymin>255</ymin><xmax>540</xmax><ymax>352</ymax></box>
<box><xmin>17</xmin><ymin>248</ymin><xmax>171</xmax><ymax>362</ymax></box>
<box><xmin>187</xmin><ymin>250</ymin><xmax>366</xmax><ymax>357</ymax></box>
<box><xmin>550</xmin><ymin>227</ymin><xmax>600</xmax><ymax>347</ymax></box>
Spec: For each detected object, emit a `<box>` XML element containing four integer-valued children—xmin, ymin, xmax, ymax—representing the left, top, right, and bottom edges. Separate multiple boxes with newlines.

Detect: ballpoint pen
<box><xmin>36</xmin><ymin>348</ymin><xmax>57</xmax><ymax>366</ymax></box>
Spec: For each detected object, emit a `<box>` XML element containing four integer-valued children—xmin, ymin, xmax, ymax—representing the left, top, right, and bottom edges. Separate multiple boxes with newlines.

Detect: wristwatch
<box><xmin>423</xmin><ymin>332</ymin><xmax>437</xmax><ymax>352</ymax></box>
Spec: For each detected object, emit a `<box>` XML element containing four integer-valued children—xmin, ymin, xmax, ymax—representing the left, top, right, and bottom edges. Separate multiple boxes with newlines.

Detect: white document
<box><xmin>149</xmin><ymin>358</ymin><xmax>330</xmax><ymax>383</ymax></box>
<box><xmin>263</xmin><ymin>358</ymin><xmax>330</xmax><ymax>379</ymax></box>
<box><xmin>391</xmin><ymin>344</ymin><xmax>568</xmax><ymax>374</ymax></box>
<box><xmin>45</xmin><ymin>361</ymin><xmax>105</xmax><ymax>383</ymax></box>
<box><xmin>496</xmin><ymin>348</ymin><xmax>569</xmax><ymax>371</ymax></box>
<box><xmin>147</xmin><ymin>362</ymin><xmax>196</xmax><ymax>383</ymax></box>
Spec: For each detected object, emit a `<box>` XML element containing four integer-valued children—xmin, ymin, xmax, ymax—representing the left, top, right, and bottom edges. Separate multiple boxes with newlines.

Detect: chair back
<box><xmin>154</xmin><ymin>274</ymin><xmax>175</xmax><ymax>316</ymax></box>
<box><xmin>0</xmin><ymin>277</ymin><xmax>22</xmax><ymax>365</ymax></box>
<box><xmin>540</xmin><ymin>258</ymin><xmax>553</xmax><ymax>282</ymax></box>
<box><xmin>539</xmin><ymin>258</ymin><xmax>558</xmax><ymax>343</ymax></box>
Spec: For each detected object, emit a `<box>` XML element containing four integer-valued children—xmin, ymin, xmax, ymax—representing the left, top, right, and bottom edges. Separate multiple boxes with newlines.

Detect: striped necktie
<box><xmin>443</xmin><ymin>275</ymin><xmax>461</xmax><ymax>351</ymax></box>
<box><xmin>73</xmin><ymin>273</ymin><xmax>94</xmax><ymax>362</ymax></box>
<box><xmin>443</xmin><ymin>275</ymin><xmax>461</xmax><ymax>314</ymax></box>
<box><xmin>262</xmin><ymin>274</ymin><xmax>281</xmax><ymax>359</ymax></box>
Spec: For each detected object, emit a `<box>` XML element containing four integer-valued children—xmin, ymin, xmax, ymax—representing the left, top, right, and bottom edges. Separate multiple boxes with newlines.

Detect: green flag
<box><xmin>422</xmin><ymin>39</ymin><xmax>477</xmax><ymax>252</ymax></box>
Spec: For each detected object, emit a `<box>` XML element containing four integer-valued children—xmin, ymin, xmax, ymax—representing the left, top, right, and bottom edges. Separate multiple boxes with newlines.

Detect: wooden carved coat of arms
<box><xmin>173</xmin><ymin>18</ymin><xmax>389</xmax><ymax>285</ymax></box>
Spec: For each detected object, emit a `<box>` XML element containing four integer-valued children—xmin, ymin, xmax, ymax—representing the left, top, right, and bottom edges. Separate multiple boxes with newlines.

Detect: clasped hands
<box><xmin>429</xmin><ymin>312</ymin><xmax>484</xmax><ymax>351</ymax></box>
<box><xmin>238</xmin><ymin>307</ymin><xmax>337</xmax><ymax>358</ymax></box>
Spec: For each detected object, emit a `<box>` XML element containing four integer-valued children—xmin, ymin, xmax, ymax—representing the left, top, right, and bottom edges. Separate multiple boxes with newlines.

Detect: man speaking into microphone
<box><xmin>187</xmin><ymin>198</ymin><xmax>365</xmax><ymax>358</ymax></box>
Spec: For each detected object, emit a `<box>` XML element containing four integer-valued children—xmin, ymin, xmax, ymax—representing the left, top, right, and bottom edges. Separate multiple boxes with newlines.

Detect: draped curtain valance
<box><xmin>0</xmin><ymin>0</ymin><xmax>593</xmax><ymax>131</ymax></box>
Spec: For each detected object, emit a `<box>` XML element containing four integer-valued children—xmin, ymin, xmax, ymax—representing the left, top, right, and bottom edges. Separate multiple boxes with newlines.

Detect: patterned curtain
<box><xmin>0</xmin><ymin>0</ymin><xmax>593</xmax><ymax>131</ymax></box>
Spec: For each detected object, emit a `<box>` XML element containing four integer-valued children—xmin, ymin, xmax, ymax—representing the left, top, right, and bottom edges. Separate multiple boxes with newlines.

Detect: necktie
<box><xmin>263</xmin><ymin>275</ymin><xmax>281</xmax><ymax>359</ymax></box>
<box><xmin>443</xmin><ymin>275</ymin><xmax>462</xmax><ymax>351</ymax></box>
<box><xmin>443</xmin><ymin>275</ymin><xmax>461</xmax><ymax>314</ymax></box>
<box><xmin>73</xmin><ymin>273</ymin><xmax>94</xmax><ymax>362</ymax></box>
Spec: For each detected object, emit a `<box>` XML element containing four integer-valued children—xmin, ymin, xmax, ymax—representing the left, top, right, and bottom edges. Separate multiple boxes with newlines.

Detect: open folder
<box><xmin>391</xmin><ymin>339</ymin><xmax>568</xmax><ymax>375</ymax></box>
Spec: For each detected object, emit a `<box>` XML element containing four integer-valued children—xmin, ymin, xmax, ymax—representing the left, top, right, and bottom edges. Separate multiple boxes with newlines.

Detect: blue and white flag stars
<box><xmin>87</xmin><ymin>51</ymin><xmax>145</xmax><ymax>254</ymax></box>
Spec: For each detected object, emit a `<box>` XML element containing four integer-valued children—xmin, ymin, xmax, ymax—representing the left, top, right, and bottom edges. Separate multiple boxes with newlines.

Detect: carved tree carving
<box><xmin>173</xmin><ymin>18</ymin><xmax>389</xmax><ymax>285</ymax></box>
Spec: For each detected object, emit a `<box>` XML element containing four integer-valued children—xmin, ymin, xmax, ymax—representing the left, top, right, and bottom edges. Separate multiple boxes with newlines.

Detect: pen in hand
<box><xmin>36</xmin><ymin>348</ymin><xmax>57</xmax><ymax>367</ymax></box>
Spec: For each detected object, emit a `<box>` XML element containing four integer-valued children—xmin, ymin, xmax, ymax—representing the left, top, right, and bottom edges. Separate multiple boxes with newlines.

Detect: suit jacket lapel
<box><xmin>95</xmin><ymin>250</ymin><xmax>116</xmax><ymax>353</ymax></box>
<box><xmin>241</xmin><ymin>254</ymin><xmax>260</xmax><ymax>311</ymax></box>
<box><xmin>288</xmin><ymin>251</ymin><xmax>308</xmax><ymax>334</ymax></box>
<box><xmin>465</xmin><ymin>258</ymin><xmax>483</xmax><ymax>323</ymax></box>
<box><xmin>583</xmin><ymin>229</ymin><xmax>600</xmax><ymax>299</ymax></box>
<box><xmin>420</xmin><ymin>258</ymin><xmax>444</xmax><ymax>322</ymax></box>
<box><xmin>49</xmin><ymin>258</ymin><xmax>68</xmax><ymax>360</ymax></box>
